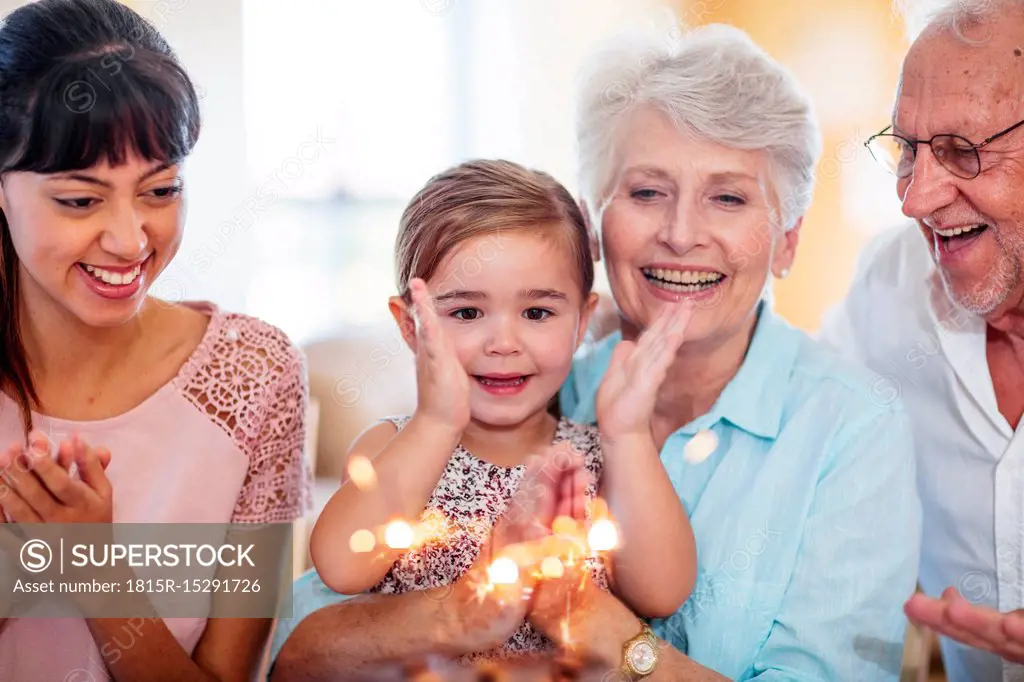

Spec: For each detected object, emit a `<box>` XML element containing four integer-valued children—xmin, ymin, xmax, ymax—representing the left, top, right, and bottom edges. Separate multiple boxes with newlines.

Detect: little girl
<box><xmin>311</xmin><ymin>159</ymin><xmax>697</xmax><ymax>661</ymax></box>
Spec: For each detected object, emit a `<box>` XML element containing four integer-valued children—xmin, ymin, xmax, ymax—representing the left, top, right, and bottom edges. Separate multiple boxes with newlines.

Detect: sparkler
<box><xmin>384</xmin><ymin>520</ymin><xmax>415</xmax><ymax>549</ymax></box>
<box><xmin>481</xmin><ymin>500</ymin><xmax>620</xmax><ymax>596</ymax></box>
<box><xmin>540</xmin><ymin>556</ymin><xmax>564</xmax><ymax>578</ymax></box>
<box><xmin>486</xmin><ymin>557</ymin><xmax>520</xmax><ymax>585</ymax></box>
<box><xmin>349</xmin><ymin>440</ymin><xmax>627</xmax><ymax>657</ymax></box>
<box><xmin>586</xmin><ymin>519</ymin><xmax>618</xmax><ymax>552</ymax></box>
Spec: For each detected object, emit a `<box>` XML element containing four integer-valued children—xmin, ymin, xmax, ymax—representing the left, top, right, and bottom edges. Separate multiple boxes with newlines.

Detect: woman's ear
<box><xmin>576</xmin><ymin>292</ymin><xmax>600</xmax><ymax>348</ymax></box>
<box><xmin>388</xmin><ymin>295</ymin><xmax>418</xmax><ymax>352</ymax></box>
<box><xmin>580</xmin><ymin>199</ymin><xmax>601</xmax><ymax>263</ymax></box>
<box><xmin>772</xmin><ymin>217</ymin><xmax>802</xmax><ymax>279</ymax></box>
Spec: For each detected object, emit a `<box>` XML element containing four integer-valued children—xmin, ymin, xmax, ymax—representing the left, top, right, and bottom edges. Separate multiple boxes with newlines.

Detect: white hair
<box><xmin>574</xmin><ymin>19</ymin><xmax>822</xmax><ymax>232</ymax></box>
<box><xmin>895</xmin><ymin>0</ymin><xmax>1024</xmax><ymax>41</ymax></box>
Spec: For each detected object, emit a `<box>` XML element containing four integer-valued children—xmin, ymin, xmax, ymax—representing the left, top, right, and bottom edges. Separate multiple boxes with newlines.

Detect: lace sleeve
<box><xmin>231</xmin><ymin>336</ymin><xmax>314</xmax><ymax>524</ymax></box>
<box><xmin>175</xmin><ymin>309</ymin><xmax>314</xmax><ymax>524</ymax></box>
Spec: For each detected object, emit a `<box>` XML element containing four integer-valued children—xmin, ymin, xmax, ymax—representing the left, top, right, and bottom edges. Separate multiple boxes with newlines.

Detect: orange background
<box><xmin>675</xmin><ymin>0</ymin><xmax>913</xmax><ymax>330</ymax></box>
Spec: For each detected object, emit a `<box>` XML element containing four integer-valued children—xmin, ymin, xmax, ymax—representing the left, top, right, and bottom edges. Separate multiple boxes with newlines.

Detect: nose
<box><xmin>99</xmin><ymin>202</ymin><xmax>149</xmax><ymax>261</ymax></box>
<box><xmin>655</xmin><ymin>196</ymin><xmax>704</xmax><ymax>255</ymax></box>
<box><xmin>899</xmin><ymin>146</ymin><xmax>959</xmax><ymax>221</ymax></box>
<box><xmin>483</xmin><ymin>315</ymin><xmax>521</xmax><ymax>356</ymax></box>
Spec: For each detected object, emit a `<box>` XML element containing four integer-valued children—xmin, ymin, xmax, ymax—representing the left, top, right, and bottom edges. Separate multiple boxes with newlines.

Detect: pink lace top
<box><xmin>370</xmin><ymin>415</ymin><xmax>609</xmax><ymax>664</ymax></box>
<box><xmin>0</xmin><ymin>301</ymin><xmax>313</xmax><ymax>681</ymax></box>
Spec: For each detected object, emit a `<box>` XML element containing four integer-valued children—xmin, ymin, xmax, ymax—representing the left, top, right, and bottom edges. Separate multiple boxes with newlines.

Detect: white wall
<box><xmin>134</xmin><ymin>0</ymin><xmax>251</xmax><ymax>312</ymax></box>
<box><xmin>0</xmin><ymin>0</ymin><xmax>670</xmax><ymax>320</ymax></box>
<box><xmin>472</xmin><ymin>0</ymin><xmax>661</xmax><ymax>194</ymax></box>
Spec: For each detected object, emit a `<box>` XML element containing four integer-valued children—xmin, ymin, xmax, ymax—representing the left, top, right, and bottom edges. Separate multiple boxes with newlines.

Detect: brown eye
<box><xmin>55</xmin><ymin>197</ymin><xmax>98</xmax><ymax>209</ymax></box>
<box><xmin>147</xmin><ymin>185</ymin><xmax>182</xmax><ymax>199</ymax></box>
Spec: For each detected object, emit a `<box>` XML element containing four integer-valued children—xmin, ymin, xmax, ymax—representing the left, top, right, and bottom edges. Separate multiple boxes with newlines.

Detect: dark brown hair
<box><xmin>0</xmin><ymin>0</ymin><xmax>201</xmax><ymax>432</ymax></box>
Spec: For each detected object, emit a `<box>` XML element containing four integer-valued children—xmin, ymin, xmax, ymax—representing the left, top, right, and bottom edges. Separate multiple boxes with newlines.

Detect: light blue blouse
<box><xmin>560</xmin><ymin>303</ymin><xmax>922</xmax><ymax>680</ymax></box>
<box><xmin>269</xmin><ymin>304</ymin><xmax>921</xmax><ymax>681</ymax></box>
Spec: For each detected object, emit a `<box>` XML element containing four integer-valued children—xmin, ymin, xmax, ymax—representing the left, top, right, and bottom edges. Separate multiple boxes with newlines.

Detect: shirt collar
<box><xmin>699</xmin><ymin>301</ymin><xmax>800</xmax><ymax>440</ymax></box>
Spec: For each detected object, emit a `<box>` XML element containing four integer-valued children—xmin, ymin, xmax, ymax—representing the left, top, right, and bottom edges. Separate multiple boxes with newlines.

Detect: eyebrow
<box><xmin>433</xmin><ymin>288</ymin><xmax>569</xmax><ymax>303</ymax></box>
<box><xmin>523</xmin><ymin>288</ymin><xmax>569</xmax><ymax>301</ymax></box>
<box><xmin>622</xmin><ymin>165</ymin><xmax>675</xmax><ymax>181</ymax></box>
<box><xmin>622</xmin><ymin>166</ymin><xmax>759</xmax><ymax>184</ymax></box>
<box><xmin>45</xmin><ymin>161</ymin><xmax>177</xmax><ymax>188</ymax></box>
<box><xmin>892</xmin><ymin>123</ymin><xmax>980</xmax><ymax>140</ymax></box>
<box><xmin>706</xmin><ymin>171</ymin><xmax>760</xmax><ymax>184</ymax></box>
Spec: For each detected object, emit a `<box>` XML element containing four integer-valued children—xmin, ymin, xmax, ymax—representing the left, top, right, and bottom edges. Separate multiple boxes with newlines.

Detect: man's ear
<box><xmin>580</xmin><ymin>199</ymin><xmax>601</xmax><ymax>263</ymax></box>
<box><xmin>388</xmin><ymin>295</ymin><xmax>418</xmax><ymax>352</ymax></box>
<box><xmin>576</xmin><ymin>292</ymin><xmax>600</xmax><ymax>348</ymax></box>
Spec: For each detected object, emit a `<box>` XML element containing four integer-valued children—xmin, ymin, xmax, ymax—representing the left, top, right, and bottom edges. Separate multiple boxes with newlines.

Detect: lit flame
<box><xmin>414</xmin><ymin>508</ymin><xmax>448</xmax><ymax>546</ymax></box>
<box><xmin>587</xmin><ymin>519</ymin><xmax>619</xmax><ymax>552</ymax></box>
<box><xmin>540</xmin><ymin>556</ymin><xmax>564</xmax><ymax>578</ymax></box>
<box><xmin>473</xmin><ymin>578</ymin><xmax>492</xmax><ymax>601</ymax></box>
<box><xmin>384</xmin><ymin>520</ymin><xmax>414</xmax><ymax>549</ymax></box>
<box><xmin>487</xmin><ymin>557</ymin><xmax>519</xmax><ymax>585</ymax></box>
<box><xmin>347</xmin><ymin>455</ymin><xmax>378</xmax><ymax>490</ymax></box>
<box><xmin>348</xmin><ymin>529</ymin><xmax>376</xmax><ymax>553</ymax></box>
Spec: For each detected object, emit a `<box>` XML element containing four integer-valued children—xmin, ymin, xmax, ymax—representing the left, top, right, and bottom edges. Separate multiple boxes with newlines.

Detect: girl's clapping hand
<box><xmin>409</xmin><ymin>277</ymin><xmax>472</xmax><ymax>435</ymax></box>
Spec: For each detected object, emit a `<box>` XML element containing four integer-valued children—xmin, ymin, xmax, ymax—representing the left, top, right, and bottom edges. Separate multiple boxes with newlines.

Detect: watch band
<box><xmin>620</xmin><ymin>621</ymin><xmax>660</xmax><ymax>679</ymax></box>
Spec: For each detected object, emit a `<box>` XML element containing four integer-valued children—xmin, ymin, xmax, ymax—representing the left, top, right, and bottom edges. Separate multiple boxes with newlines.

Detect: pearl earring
<box><xmin>778</xmin><ymin>268</ymin><xmax>790</xmax><ymax>279</ymax></box>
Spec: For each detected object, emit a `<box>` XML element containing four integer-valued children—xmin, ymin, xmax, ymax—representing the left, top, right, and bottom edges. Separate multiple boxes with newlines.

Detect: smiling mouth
<box><xmin>78</xmin><ymin>258</ymin><xmax>147</xmax><ymax>286</ymax></box>
<box><xmin>932</xmin><ymin>223</ymin><xmax>989</xmax><ymax>256</ymax></box>
<box><xmin>642</xmin><ymin>267</ymin><xmax>725</xmax><ymax>293</ymax></box>
<box><xmin>934</xmin><ymin>223</ymin><xmax>988</xmax><ymax>243</ymax></box>
<box><xmin>474</xmin><ymin>375</ymin><xmax>530</xmax><ymax>387</ymax></box>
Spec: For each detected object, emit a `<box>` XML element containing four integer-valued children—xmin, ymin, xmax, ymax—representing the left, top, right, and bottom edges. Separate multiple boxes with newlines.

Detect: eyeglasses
<box><xmin>865</xmin><ymin>117</ymin><xmax>1024</xmax><ymax>179</ymax></box>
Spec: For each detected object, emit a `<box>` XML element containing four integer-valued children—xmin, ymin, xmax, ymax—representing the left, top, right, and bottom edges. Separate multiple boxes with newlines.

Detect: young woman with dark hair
<box><xmin>0</xmin><ymin>1</ymin><xmax>311</xmax><ymax>679</ymax></box>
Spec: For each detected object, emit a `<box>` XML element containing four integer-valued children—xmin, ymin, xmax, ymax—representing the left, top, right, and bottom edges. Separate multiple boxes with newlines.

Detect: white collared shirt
<box><xmin>819</xmin><ymin>223</ymin><xmax>1024</xmax><ymax>682</ymax></box>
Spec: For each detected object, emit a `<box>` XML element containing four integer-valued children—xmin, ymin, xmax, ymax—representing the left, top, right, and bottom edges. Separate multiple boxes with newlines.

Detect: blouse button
<box><xmin>225</xmin><ymin>327</ymin><xmax>240</xmax><ymax>342</ymax></box>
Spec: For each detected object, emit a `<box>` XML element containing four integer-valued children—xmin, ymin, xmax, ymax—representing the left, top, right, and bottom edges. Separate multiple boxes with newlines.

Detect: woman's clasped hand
<box><xmin>0</xmin><ymin>432</ymin><xmax>116</xmax><ymax>614</ymax></box>
<box><xmin>0</xmin><ymin>432</ymin><xmax>112</xmax><ymax>525</ymax></box>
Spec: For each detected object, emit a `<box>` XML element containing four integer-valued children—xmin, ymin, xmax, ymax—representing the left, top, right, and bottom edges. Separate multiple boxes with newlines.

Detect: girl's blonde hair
<box><xmin>395</xmin><ymin>159</ymin><xmax>594</xmax><ymax>301</ymax></box>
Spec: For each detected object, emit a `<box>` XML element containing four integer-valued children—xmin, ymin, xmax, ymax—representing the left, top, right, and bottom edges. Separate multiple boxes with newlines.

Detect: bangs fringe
<box><xmin>5</xmin><ymin>49</ymin><xmax>200</xmax><ymax>173</ymax></box>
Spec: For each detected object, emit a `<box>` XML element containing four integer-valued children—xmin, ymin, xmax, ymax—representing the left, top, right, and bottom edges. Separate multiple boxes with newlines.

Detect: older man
<box><xmin>820</xmin><ymin>1</ymin><xmax>1024</xmax><ymax>680</ymax></box>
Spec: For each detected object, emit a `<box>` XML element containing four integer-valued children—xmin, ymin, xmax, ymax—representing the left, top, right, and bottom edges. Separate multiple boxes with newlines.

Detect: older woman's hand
<box><xmin>595</xmin><ymin>301</ymin><xmax>693</xmax><ymax>445</ymax></box>
<box><xmin>431</xmin><ymin>541</ymin><xmax>535</xmax><ymax>657</ymax></box>
<box><xmin>527</xmin><ymin>561</ymin><xmax>646</xmax><ymax>671</ymax></box>
<box><xmin>435</xmin><ymin>443</ymin><xmax>594</xmax><ymax>657</ymax></box>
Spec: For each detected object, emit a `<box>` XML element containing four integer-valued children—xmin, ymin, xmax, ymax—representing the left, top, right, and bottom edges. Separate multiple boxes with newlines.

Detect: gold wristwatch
<box><xmin>620</xmin><ymin>621</ymin><xmax>660</xmax><ymax>679</ymax></box>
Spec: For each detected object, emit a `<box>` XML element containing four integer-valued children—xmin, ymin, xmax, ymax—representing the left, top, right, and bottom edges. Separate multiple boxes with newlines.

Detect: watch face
<box><xmin>628</xmin><ymin>640</ymin><xmax>657</xmax><ymax>673</ymax></box>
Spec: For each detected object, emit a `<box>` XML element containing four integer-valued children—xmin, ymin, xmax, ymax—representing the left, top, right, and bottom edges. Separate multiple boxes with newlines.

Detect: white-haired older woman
<box><xmin>267</xmin><ymin>22</ymin><xmax>922</xmax><ymax>682</ymax></box>
<box><xmin>555</xmin><ymin>20</ymin><xmax>922</xmax><ymax>680</ymax></box>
